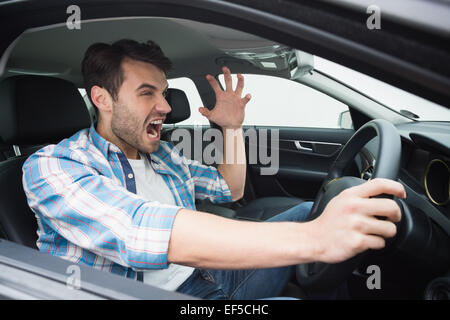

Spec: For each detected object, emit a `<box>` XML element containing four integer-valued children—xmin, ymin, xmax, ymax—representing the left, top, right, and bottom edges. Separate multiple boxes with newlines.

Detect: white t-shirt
<box><xmin>128</xmin><ymin>154</ymin><xmax>194</xmax><ymax>291</ymax></box>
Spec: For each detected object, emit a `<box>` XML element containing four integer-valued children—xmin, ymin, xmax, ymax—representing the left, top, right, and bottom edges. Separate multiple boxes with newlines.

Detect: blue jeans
<box><xmin>176</xmin><ymin>201</ymin><xmax>324</xmax><ymax>300</ymax></box>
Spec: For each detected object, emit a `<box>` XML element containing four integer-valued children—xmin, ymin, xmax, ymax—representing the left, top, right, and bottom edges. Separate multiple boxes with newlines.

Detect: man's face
<box><xmin>110</xmin><ymin>58</ymin><xmax>171</xmax><ymax>156</ymax></box>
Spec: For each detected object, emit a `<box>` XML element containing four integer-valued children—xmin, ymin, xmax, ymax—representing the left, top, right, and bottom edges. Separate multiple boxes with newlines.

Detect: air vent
<box><xmin>361</xmin><ymin>165</ymin><xmax>374</xmax><ymax>180</ymax></box>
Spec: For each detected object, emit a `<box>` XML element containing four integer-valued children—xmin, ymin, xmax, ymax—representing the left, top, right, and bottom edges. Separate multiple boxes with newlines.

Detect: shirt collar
<box><xmin>88</xmin><ymin>123</ymin><xmax>121</xmax><ymax>158</ymax></box>
<box><xmin>89</xmin><ymin>123</ymin><xmax>162</xmax><ymax>165</ymax></box>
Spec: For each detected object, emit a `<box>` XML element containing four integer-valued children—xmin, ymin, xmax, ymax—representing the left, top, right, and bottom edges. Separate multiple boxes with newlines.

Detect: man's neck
<box><xmin>95</xmin><ymin>122</ymin><xmax>140</xmax><ymax>159</ymax></box>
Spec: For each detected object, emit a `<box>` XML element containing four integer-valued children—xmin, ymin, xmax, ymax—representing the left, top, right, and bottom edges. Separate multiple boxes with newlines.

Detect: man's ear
<box><xmin>90</xmin><ymin>85</ymin><xmax>113</xmax><ymax>114</ymax></box>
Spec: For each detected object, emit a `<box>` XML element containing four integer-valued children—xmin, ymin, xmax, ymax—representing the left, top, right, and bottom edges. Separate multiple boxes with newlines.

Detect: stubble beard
<box><xmin>110</xmin><ymin>101</ymin><xmax>160</xmax><ymax>155</ymax></box>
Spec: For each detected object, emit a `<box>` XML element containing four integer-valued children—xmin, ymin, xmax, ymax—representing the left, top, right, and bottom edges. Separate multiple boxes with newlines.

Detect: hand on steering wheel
<box><xmin>309</xmin><ymin>178</ymin><xmax>405</xmax><ymax>264</ymax></box>
<box><xmin>296</xmin><ymin>119</ymin><xmax>406</xmax><ymax>293</ymax></box>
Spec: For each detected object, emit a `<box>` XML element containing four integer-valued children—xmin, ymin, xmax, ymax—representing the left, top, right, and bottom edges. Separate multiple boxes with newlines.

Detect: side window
<box><xmin>167</xmin><ymin>77</ymin><xmax>209</xmax><ymax>126</ymax></box>
<box><xmin>219</xmin><ymin>74</ymin><xmax>352</xmax><ymax>129</ymax></box>
<box><xmin>78</xmin><ymin>88</ymin><xmax>96</xmax><ymax>123</ymax></box>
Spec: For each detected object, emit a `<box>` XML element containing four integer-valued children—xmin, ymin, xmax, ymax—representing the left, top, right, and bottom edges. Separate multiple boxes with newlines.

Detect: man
<box><xmin>22</xmin><ymin>39</ymin><xmax>405</xmax><ymax>299</ymax></box>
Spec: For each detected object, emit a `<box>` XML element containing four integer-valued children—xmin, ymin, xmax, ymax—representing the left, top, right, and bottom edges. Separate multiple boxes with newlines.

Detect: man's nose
<box><xmin>155</xmin><ymin>94</ymin><xmax>172</xmax><ymax>115</ymax></box>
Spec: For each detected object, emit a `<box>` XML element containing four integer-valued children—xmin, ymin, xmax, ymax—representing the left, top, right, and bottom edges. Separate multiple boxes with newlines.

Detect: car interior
<box><xmin>0</xmin><ymin>16</ymin><xmax>449</xmax><ymax>299</ymax></box>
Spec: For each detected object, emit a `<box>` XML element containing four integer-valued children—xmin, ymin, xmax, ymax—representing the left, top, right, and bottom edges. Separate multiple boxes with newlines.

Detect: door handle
<box><xmin>294</xmin><ymin>141</ymin><xmax>313</xmax><ymax>152</ymax></box>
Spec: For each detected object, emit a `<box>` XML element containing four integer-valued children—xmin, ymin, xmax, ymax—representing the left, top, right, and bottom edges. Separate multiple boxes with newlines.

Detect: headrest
<box><xmin>0</xmin><ymin>75</ymin><xmax>91</xmax><ymax>145</ymax></box>
<box><xmin>165</xmin><ymin>88</ymin><xmax>191</xmax><ymax>124</ymax></box>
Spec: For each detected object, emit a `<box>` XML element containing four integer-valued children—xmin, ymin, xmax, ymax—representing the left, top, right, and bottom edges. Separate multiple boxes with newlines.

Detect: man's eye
<box><xmin>162</xmin><ymin>90</ymin><xmax>168</xmax><ymax>98</ymax></box>
<box><xmin>142</xmin><ymin>91</ymin><xmax>153</xmax><ymax>96</ymax></box>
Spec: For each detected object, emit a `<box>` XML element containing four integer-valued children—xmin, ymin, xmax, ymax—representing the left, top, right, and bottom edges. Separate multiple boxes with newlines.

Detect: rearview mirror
<box><xmin>291</xmin><ymin>50</ymin><xmax>314</xmax><ymax>79</ymax></box>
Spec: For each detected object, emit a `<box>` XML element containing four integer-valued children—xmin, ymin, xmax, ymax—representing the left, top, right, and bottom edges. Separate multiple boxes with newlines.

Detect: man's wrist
<box><xmin>222</xmin><ymin>125</ymin><xmax>243</xmax><ymax>130</ymax></box>
<box><xmin>294</xmin><ymin>221</ymin><xmax>324</xmax><ymax>264</ymax></box>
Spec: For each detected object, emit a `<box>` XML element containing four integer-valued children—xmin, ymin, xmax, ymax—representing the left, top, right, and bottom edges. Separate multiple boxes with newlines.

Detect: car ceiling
<box><xmin>1</xmin><ymin>17</ymin><xmax>285</xmax><ymax>87</ymax></box>
<box><xmin>0</xmin><ymin>0</ymin><xmax>449</xmax><ymax>108</ymax></box>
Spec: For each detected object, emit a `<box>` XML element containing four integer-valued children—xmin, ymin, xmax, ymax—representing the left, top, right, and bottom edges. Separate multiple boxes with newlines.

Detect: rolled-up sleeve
<box><xmin>22</xmin><ymin>146</ymin><xmax>182</xmax><ymax>270</ymax></box>
<box><xmin>186</xmin><ymin>158</ymin><xmax>233</xmax><ymax>204</ymax></box>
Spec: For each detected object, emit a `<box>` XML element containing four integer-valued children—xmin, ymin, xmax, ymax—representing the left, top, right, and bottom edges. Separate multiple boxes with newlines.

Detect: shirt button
<box><xmin>127</xmin><ymin>173</ymin><xmax>134</xmax><ymax>179</ymax></box>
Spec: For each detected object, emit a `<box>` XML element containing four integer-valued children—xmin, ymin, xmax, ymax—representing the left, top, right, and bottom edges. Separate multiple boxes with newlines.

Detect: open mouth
<box><xmin>146</xmin><ymin>119</ymin><xmax>163</xmax><ymax>139</ymax></box>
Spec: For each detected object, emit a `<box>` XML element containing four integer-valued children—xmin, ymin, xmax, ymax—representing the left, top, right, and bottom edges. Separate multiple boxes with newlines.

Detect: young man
<box><xmin>22</xmin><ymin>39</ymin><xmax>405</xmax><ymax>299</ymax></box>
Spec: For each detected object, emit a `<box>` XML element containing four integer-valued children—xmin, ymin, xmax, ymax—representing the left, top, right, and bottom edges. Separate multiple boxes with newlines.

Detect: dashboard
<box><xmin>359</xmin><ymin>121</ymin><xmax>450</xmax><ymax>220</ymax></box>
<box><xmin>355</xmin><ymin>121</ymin><xmax>450</xmax><ymax>298</ymax></box>
<box><xmin>404</xmin><ymin>147</ymin><xmax>449</xmax><ymax>214</ymax></box>
<box><xmin>398</xmin><ymin>122</ymin><xmax>450</xmax><ymax>219</ymax></box>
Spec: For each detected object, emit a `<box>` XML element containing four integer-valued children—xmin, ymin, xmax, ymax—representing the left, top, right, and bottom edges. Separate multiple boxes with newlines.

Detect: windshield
<box><xmin>314</xmin><ymin>56</ymin><xmax>450</xmax><ymax>122</ymax></box>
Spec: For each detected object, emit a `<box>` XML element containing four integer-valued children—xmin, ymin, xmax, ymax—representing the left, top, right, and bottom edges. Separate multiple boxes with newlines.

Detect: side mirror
<box><xmin>338</xmin><ymin>110</ymin><xmax>353</xmax><ymax>129</ymax></box>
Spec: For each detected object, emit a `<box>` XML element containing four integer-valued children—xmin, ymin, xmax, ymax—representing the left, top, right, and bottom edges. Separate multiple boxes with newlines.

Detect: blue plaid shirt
<box><xmin>22</xmin><ymin>124</ymin><xmax>232</xmax><ymax>279</ymax></box>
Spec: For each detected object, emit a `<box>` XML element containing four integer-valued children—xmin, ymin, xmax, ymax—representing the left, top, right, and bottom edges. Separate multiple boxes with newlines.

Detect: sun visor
<box><xmin>220</xmin><ymin>45</ymin><xmax>295</xmax><ymax>75</ymax></box>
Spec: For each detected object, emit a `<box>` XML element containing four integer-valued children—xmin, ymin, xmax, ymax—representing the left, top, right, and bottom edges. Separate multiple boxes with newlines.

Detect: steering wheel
<box><xmin>296</xmin><ymin>119</ymin><xmax>402</xmax><ymax>293</ymax></box>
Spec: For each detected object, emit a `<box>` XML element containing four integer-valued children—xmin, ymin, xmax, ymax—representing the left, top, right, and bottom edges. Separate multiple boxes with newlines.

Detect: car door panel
<box><xmin>245</xmin><ymin>126</ymin><xmax>355</xmax><ymax>200</ymax></box>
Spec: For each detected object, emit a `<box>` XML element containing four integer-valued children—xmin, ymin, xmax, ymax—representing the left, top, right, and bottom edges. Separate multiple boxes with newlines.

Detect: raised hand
<box><xmin>199</xmin><ymin>66</ymin><xmax>251</xmax><ymax>129</ymax></box>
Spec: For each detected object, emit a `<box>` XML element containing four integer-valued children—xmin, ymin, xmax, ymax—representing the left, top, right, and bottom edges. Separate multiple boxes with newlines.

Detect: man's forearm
<box><xmin>167</xmin><ymin>208</ymin><xmax>319</xmax><ymax>269</ymax></box>
<box><xmin>217</xmin><ymin>127</ymin><xmax>246</xmax><ymax>200</ymax></box>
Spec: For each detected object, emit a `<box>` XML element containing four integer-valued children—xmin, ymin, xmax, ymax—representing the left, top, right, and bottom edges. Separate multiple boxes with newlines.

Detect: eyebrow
<box><xmin>136</xmin><ymin>83</ymin><xmax>169</xmax><ymax>93</ymax></box>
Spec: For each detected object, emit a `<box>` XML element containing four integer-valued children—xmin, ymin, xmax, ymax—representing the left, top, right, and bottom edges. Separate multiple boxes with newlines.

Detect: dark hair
<box><xmin>82</xmin><ymin>39</ymin><xmax>172</xmax><ymax>103</ymax></box>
